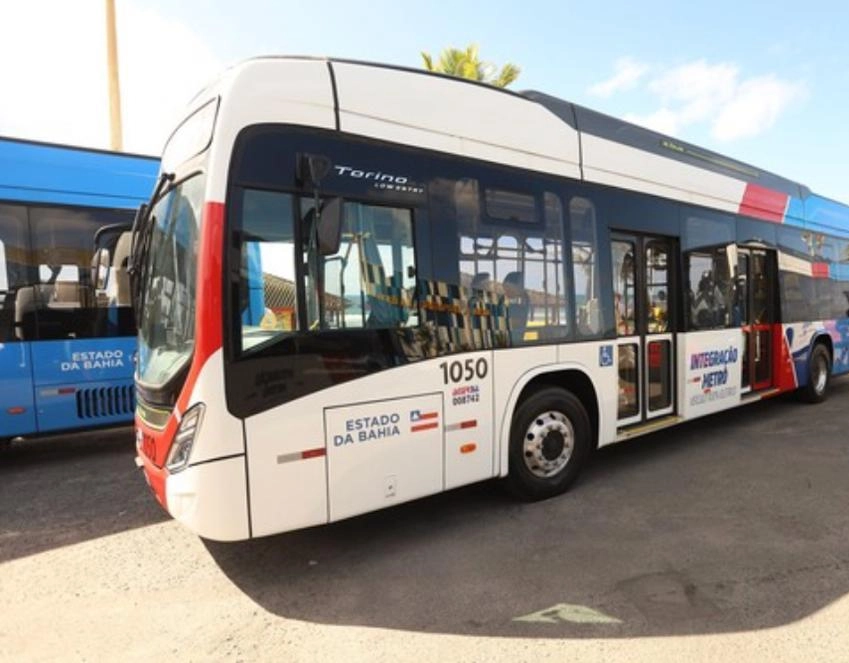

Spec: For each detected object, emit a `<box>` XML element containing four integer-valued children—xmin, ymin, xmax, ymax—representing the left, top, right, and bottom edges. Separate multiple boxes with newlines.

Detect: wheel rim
<box><xmin>813</xmin><ymin>355</ymin><xmax>828</xmax><ymax>394</ymax></box>
<box><xmin>522</xmin><ymin>410</ymin><xmax>574</xmax><ymax>478</ymax></box>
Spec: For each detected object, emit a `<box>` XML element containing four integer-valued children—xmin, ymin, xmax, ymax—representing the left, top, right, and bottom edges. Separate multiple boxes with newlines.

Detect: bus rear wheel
<box><xmin>506</xmin><ymin>387</ymin><xmax>591</xmax><ymax>500</ymax></box>
<box><xmin>800</xmin><ymin>343</ymin><xmax>831</xmax><ymax>404</ymax></box>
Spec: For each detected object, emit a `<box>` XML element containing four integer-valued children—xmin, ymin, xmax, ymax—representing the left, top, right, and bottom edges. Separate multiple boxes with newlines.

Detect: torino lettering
<box><xmin>690</xmin><ymin>347</ymin><xmax>739</xmax><ymax>370</ymax></box>
<box><xmin>334</xmin><ymin>165</ymin><xmax>409</xmax><ymax>185</ymax></box>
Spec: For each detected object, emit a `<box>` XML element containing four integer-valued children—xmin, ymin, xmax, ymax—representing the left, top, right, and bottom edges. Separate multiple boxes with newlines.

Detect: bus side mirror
<box><xmin>318</xmin><ymin>197</ymin><xmax>342</xmax><ymax>256</ymax></box>
<box><xmin>297</xmin><ymin>153</ymin><xmax>332</xmax><ymax>187</ymax></box>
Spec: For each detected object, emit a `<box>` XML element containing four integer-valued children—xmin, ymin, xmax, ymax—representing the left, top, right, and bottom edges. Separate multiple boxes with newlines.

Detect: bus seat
<box><xmin>49</xmin><ymin>281</ymin><xmax>94</xmax><ymax>309</ymax></box>
<box><xmin>470</xmin><ymin>272</ymin><xmax>491</xmax><ymax>291</ymax></box>
<box><xmin>111</xmin><ymin>231</ymin><xmax>133</xmax><ymax>306</ymax></box>
<box><xmin>14</xmin><ymin>285</ymin><xmax>41</xmax><ymax>339</ymax></box>
<box><xmin>469</xmin><ymin>272</ymin><xmax>491</xmax><ymax>311</ymax></box>
<box><xmin>503</xmin><ymin>271</ymin><xmax>529</xmax><ymax>334</ymax></box>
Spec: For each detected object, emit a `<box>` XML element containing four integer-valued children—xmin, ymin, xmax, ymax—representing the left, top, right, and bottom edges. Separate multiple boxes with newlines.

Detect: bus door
<box><xmin>612</xmin><ymin>233</ymin><xmax>675</xmax><ymax>427</ymax></box>
<box><xmin>737</xmin><ymin>248</ymin><xmax>775</xmax><ymax>392</ymax></box>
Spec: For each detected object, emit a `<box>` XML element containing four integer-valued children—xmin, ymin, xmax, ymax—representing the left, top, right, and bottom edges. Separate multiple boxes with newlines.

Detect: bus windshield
<box><xmin>137</xmin><ymin>174</ymin><xmax>205</xmax><ymax>389</ymax></box>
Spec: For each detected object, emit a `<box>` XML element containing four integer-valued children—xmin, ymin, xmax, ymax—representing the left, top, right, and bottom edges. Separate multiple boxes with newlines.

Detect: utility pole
<box><xmin>105</xmin><ymin>0</ymin><xmax>123</xmax><ymax>151</ymax></box>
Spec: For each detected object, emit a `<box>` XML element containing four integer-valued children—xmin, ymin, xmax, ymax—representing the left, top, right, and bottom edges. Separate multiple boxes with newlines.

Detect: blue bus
<box><xmin>0</xmin><ymin>136</ymin><xmax>158</xmax><ymax>442</ymax></box>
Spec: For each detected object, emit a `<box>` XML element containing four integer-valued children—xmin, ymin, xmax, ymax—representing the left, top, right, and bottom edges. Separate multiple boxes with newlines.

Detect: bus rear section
<box><xmin>0</xmin><ymin>137</ymin><xmax>158</xmax><ymax>442</ymax></box>
<box><xmin>132</xmin><ymin>57</ymin><xmax>849</xmax><ymax>542</ymax></box>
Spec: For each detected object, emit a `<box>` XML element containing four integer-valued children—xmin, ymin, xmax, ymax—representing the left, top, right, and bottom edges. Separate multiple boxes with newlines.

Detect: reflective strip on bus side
<box><xmin>445</xmin><ymin>419</ymin><xmax>477</xmax><ymax>432</ymax></box>
<box><xmin>277</xmin><ymin>447</ymin><xmax>327</xmax><ymax>464</ymax></box>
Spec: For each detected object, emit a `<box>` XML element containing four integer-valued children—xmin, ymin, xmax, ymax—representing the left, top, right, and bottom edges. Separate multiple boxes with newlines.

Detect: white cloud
<box><xmin>0</xmin><ymin>0</ymin><xmax>222</xmax><ymax>155</ymax></box>
<box><xmin>712</xmin><ymin>75</ymin><xmax>806</xmax><ymax>141</ymax></box>
<box><xmin>647</xmin><ymin>60</ymin><xmax>738</xmax><ymax>126</ymax></box>
<box><xmin>623</xmin><ymin>108</ymin><xmax>682</xmax><ymax>136</ymax></box>
<box><xmin>648</xmin><ymin>60</ymin><xmax>738</xmax><ymax>104</ymax></box>
<box><xmin>588</xmin><ymin>57</ymin><xmax>650</xmax><ymax>98</ymax></box>
<box><xmin>600</xmin><ymin>58</ymin><xmax>805</xmax><ymax>143</ymax></box>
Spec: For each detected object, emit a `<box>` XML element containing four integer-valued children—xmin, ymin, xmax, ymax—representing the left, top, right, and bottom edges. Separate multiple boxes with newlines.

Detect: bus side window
<box><xmin>1</xmin><ymin>203</ymin><xmax>32</xmax><ymax>340</ymax></box>
<box><xmin>236</xmin><ymin>188</ymin><xmax>298</xmax><ymax>353</ymax></box>
<box><xmin>0</xmin><ymin>236</ymin><xmax>11</xmax><ymax>342</ymax></box>
<box><xmin>570</xmin><ymin>197</ymin><xmax>601</xmax><ymax>337</ymax></box>
<box><xmin>457</xmin><ymin>185</ymin><xmax>570</xmax><ymax>347</ymax></box>
<box><xmin>309</xmin><ymin>202</ymin><xmax>417</xmax><ymax>332</ymax></box>
<box><xmin>611</xmin><ymin>240</ymin><xmax>636</xmax><ymax>336</ymax></box>
<box><xmin>841</xmin><ymin>240</ymin><xmax>849</xmax><ymax>318</ymax></box>
<box><xmin>24</xmin><ymin>205</ymin><xmax>138</xmax><ymax>339</ymax></box>
<box><xmin>685</xmin><ymin>249</ymin><xmax>733</xmax><ymax>330</ymax></box>
<box><xmin>514</xmin><ymin>193</ymin><xmax>569</xmax><ymax>340</ymax></box>
<box><xmin>0</xmin><ymin>239</ymin><xmax>6</xmax><ymax>293</ymax></box>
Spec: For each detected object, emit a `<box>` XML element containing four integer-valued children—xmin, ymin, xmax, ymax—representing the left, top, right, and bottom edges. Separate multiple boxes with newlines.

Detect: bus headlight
<box><xmin>166</xmin><ymin>403</ymin><xmax>205</xmax><ymax>473</ymax></box>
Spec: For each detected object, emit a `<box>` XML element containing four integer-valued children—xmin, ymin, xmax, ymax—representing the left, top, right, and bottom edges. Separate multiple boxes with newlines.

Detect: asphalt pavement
<box><xmin>2</xmin><ymin>379</ymin><xmax>848</xmax><ymax>661</ymax></box>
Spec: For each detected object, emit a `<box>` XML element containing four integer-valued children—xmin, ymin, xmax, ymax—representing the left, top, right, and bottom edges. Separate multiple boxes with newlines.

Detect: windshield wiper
<box><xmin>129</xmin><ymin>172</ymin><xmax>175</xmax><ymax>317</ymax></box>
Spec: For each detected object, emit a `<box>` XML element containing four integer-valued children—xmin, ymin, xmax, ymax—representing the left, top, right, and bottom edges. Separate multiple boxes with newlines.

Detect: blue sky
<box><xmin>2</xmin><ymin>0</ymin><xmax>848</xmax><ymax>202</ymax></box>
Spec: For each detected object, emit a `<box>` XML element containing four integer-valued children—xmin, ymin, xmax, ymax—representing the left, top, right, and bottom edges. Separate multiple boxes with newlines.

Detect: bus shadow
<box><xmin>206</xmin><ymin>378</ymin><xmax>849</xmax><ymax>638</ymax></box>
<box><xmin>0</xmin><ymin>427</ymin><xmax>168</xmax><ymax>563</ymax></box>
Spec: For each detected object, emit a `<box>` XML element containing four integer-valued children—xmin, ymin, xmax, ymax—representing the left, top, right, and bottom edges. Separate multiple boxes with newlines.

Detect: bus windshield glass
<box><xmin>137</xmin><ymin>174</ymin><xmax>205</xmax><ymax>388</ymax></box>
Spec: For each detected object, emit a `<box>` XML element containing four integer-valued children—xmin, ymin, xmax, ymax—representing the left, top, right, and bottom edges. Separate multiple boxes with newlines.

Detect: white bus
<box><xmin>132</xmin><ymin>57</ymin><xmax>849</xmax><ymax>541</ymax></box>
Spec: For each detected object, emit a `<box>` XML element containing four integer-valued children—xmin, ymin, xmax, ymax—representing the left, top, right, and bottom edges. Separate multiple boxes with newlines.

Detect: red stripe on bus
<box><xmin>301</xmin><ymin>447</ymin><xmax>326</xmax><ymax>459</ymax></box>
<box><xmin>773</xmin><ymin>324</ymin><xmax>798</xmax><ymax>392</ymax></box>
<box><xmin>739</xmin><ymin>183</ymin><xmax>788</xmax><ymax>224</ymax></box>
<box><xmin>176</xmin><ymin>201</ymin><xmax>225</xmax><ymax>415</ymax></box>
<box><xmin>136</xmin><ymin>415</ymin><xmax>169</xmax><ymax>508</ymax></box>
<box><xmin>412</xmin><ymin>422</ymin><xmax>439</xmax><ymax>433</ymax></box>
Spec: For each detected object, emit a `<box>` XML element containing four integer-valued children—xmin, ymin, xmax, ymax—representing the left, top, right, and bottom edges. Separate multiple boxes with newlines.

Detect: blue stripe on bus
<box><xmin>804</xmin><ymin>194</ymin><xmax>849</xmax><ymax>237</ymax></box>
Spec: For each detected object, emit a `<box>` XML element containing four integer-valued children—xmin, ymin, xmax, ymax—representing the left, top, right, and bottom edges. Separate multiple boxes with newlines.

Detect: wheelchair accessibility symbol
<box><xmin>599</xmin><ymin>345</ymin><xmax>614</xmax><ymax>367</ymax></box>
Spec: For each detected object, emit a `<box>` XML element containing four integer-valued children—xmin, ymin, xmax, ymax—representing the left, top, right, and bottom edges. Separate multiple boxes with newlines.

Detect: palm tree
<box><xmin>421</xmin><ymin>44</ymin><xmax>520</xmax><ymax>88</ymax></box>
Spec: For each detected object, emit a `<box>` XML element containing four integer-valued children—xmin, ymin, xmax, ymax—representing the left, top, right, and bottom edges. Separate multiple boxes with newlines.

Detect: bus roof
<box><xmin>0</xmin><ymin>135</ymin><xmax>159</xmax><ymax>209</ymax></box>
<box><xmin>185</xmin><ymin>56</ymin><xmax>849</xmax><ymax>235</ymax></box>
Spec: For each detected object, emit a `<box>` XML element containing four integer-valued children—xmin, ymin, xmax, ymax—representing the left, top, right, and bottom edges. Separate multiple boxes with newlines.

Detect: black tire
<box><xmin>505</xmin><ymin>386</ymin><xmax>591</xmax><ymax>501</ymax></box>
<box><xmin>800</xmin><ymin>343</ymin><xmax>831</xmax><ymax>404</ymax></box>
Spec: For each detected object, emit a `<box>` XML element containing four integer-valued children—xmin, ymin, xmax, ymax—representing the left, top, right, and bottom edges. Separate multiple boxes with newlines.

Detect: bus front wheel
<box><xmin>506</xmin><ymin>387</ymin><xmax>591</xmax><ymax>500</ymax></box>
<box><xmin>800</xmin><ymin>343</ymin><xmax>831</xmax><ymax>404</ymax></box>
